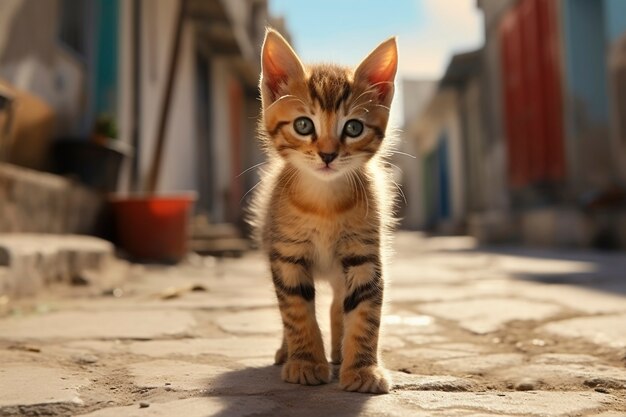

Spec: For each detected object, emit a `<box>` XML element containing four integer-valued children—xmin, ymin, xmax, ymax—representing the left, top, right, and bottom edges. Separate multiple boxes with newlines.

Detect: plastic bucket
<box><xmin>110</xmin><ymin>193</ymin><xmax>196</xmax><ymax>263</ymax></box>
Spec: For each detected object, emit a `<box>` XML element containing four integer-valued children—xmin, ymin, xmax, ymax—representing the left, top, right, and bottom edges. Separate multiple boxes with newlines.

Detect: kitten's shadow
<box><xmin>205</xmin><ymin>364</ymin><xmax>377</xmax><ymax>417</ymax></box>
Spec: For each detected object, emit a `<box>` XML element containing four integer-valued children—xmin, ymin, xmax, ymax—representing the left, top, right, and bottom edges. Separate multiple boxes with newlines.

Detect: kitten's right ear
<box><xmin>260</xmin><ymin>29</ymin><xmax>305</xmax><ymax>105</ymax></box>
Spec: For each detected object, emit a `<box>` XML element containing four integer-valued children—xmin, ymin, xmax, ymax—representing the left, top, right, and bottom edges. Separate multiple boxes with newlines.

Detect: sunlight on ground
<box><xmin>383</xmin><ymin>314</ymin><xmax>435</xmax><ymax>327</ymax></box>
<box><xmin>495</xmin><ymin>256</ymin><xmax>596</xmax><ymax>276</ymax></box>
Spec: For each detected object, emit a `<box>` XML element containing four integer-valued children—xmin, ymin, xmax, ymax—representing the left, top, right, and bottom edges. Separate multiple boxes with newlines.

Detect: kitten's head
<box><xmin>259</xmin><ymin>29</ymin><xmax>397</xmax><ymax>181</ymax></box>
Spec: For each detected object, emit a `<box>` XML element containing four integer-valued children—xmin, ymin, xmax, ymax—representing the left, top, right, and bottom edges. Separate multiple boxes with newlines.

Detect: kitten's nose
<box><xmin>318</xmin><ymin>152</ymin><xmax>338</xmax><ymax>165</ymax></box>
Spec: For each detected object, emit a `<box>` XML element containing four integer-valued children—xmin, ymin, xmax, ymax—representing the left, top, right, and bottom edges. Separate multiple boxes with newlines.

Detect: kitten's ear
<box><xmin>354</xmin><ymin>37</ymin><xmax>398</xmax><ymax>104</ymax></box>
<box><xmin>260</xmin><ymin>29</ymin><xmax>305</xmax><ymax>106</ymax></box>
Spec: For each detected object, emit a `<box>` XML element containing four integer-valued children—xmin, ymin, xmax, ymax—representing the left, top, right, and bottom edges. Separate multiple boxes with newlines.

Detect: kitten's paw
<box><xmin>281</xmin><ymin>360</ymin><xmax>331</xmax><ymax>385</ymax></box>
<box><xmin>274</xmin><ymin>345</ymin><xmax>288</xmax><ymax>365</ymax></box>
<box><xmin>339</xmin><ymin>366</ymin><xmax>390</xmax><ymax>394</ymax></box>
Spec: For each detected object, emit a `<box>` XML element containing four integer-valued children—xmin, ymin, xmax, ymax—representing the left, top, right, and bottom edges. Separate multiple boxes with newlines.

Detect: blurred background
<box><xmin>1</xmin><ymin>0</ymin><xmax>626</xmax><ymax>265</ymax></box>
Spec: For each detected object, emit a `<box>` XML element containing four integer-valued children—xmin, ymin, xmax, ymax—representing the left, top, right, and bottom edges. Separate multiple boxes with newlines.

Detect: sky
<box><xmin>268</xmin><ymin>0</ymin><xmax>484</xmax><ymax>126</ymax></box>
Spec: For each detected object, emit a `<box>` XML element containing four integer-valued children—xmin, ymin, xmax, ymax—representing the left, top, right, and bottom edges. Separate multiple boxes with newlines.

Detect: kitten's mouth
<box><xmin>317</xmin><ymin>165</ymin><xmax>336</xmax><ymax>173</ymax></box>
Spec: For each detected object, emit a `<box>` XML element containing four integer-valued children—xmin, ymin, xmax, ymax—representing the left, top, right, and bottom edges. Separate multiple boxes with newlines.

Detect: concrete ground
<box><xmin>0</xmin><ymin>232</ymin><xmax>625</xmax><ymax>417</ymax></box>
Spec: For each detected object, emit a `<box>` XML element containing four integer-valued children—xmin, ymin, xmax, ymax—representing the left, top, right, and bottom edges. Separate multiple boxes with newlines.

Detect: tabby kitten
<box><xmin>251</xmin><ymin>29</ymin><xmax>398</xmax><ymax>394</ymax></box>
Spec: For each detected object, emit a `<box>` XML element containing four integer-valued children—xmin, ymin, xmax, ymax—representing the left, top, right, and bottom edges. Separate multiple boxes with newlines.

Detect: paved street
<box><xmin>0</xmin><ymin>232</ymin><xmax>625</xmax><ymax>417</ymax></box>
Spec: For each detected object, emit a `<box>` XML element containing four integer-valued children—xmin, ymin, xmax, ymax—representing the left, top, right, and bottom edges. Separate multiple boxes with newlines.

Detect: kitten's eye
<box><xmin>293</xmin><ymin>117</ymin><xmax>315</xmax><ymax>136</ymax></box>
<box><xmin>344</xmin><ymin>119</ymin><xmax>364</xmax><ymax>138</ymax></box>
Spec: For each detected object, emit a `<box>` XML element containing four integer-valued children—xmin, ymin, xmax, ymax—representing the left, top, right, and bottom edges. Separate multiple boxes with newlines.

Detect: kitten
<box><xmin>250</xmin><ymin>28</ymin><xmax>398</xmax><ymax>394</ymax></box>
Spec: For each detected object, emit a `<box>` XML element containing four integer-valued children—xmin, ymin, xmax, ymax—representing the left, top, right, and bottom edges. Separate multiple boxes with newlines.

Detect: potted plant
<box><xmin>54</xmin><ymin>114</ymin><xmax>130</xmax><ymax>192</ymax></box>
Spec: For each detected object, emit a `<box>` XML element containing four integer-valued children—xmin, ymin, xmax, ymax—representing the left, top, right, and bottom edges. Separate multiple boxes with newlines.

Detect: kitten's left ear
<box><xmin>354</xmin><ymin>37</ymin><xmax>398</xmax><ymax>105</ymax></box>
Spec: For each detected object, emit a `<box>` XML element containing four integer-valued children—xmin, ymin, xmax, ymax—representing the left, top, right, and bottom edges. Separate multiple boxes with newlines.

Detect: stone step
<box><xmin>190</xmin><ymin>216</ymin><xmax>250</xmax><ymax>257</ymax></box>
<box><xmin>0</xmin><ymin>162</ymin><xmax>104</xmax><ymax>235</ymax></box>
<box><xmin>191</xmin><ymin>219</ymin><xmax>241</xmax><ymax>240</ymax></box>
<box><xmin>0</xmin><ymin>234</ymin><xmax>119</xmax><ymax>298</ymax></box>
<box><xmin>189</xmin><ymin>237</ymin><xmax>249</xmax><ymax>258</ymax></box>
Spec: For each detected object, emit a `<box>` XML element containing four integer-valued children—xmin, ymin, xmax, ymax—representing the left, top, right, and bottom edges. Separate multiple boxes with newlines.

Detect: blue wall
<box><xmin>93</xmin><ymin>0</ymin><xmax>119</xmax><ymax>119</ymax></box>
<box><xmin>562</xmin><ymin>0</ymin><xmax>610</xmax><ymax>125</ymax></box>
<box><xmin>604</xmin><ymin>0</ymin><xmax>626</xmax><ymax>42</ymax></box>
<box><xmin>436</xmin><ymin>133</ymin><xmax>451</xmax><ymax>220</ymax></box>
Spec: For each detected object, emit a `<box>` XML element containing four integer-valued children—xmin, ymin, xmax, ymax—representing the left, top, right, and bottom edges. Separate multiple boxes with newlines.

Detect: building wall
<box><xmin>477</xmin><ymin>0</ymin><xmax>511</xmax><ymax>213</ymax></box>
<box><xmin>562</xmin><ymin>1</ymin><xmax>610</xmax><ymax>125</ymax></box>
<box><xmin>500</xmin><ymin>0</ymin><xmax>566</xmax><ymax>192</ymax></box>
<box><xmin>158</xmin><ymin>22</ymin><xmax>199</xmax><ymax>195</ymax></box>
<box><xmin>0</xmin><ymin>0</ymin><xmax>87</xmax><ymax>137</ymax></box>
<box><xmin>241</xmin><ymin>91</ymin><xmax>266</xmax><ymax>218</ymax></box>
<box><xmin>478</xmin><ymin>0</ymin><xmax>517</xmax><ymax>27</ymax></box>
<box><xmin>133</xmin><ymin>0</ymin><xmax>198</xmax><ymax>196</ymax></box>
<box><xmin>398</xmin><ymin>138</ymin><xmax>423</xmax><ymax>229</ymax></box>
<box><xmin>604</xmin><ymin>0</ymin><xmax>626</xmax><ymax>42</ymax></box>
<box><xmin>116</xmin><ymin>0</ymin><xmax>134</xmax><ymax>192</ymax></box>
<box><xmin>209</xmin><ymin>57</ymin><xmax>231</xmax><ymax>222</ymax></box>
<box><xmin>605</xmin><ymin>1</ymin><xmax>626</xmax><ymax>185</ymax></box>
<box><xmin>398</xmin><ymin>79</ymin><xmax>436</xmax><ymax>229</ymax></box>
<box><xmin>561</xmin><ymin>0</ymin><xmax>613</xmax><ymax>192</ymax></box>
<box><xmin>122</xmin><ymin>0</ymin><xmax>269</xmax><ymax>224</ymax></box>
<box><xmin>401</xmin><ymin>80</ymin><xmax>437</xmax><ymax>125</ymax></box>
<box><xmin>490</xmin><ymin>0</ymin><xmax>626</xmax><ymax>197</ymax></box>
<box><xmin>474</xmin><ymin>0</ymin><xmax>626</xmax><ymax>246</ymax></box>
<box><xmin>406</xmin><ymin>89</ymin><xmax>466</xmax><ymax>232</ymax></box>
<box><xmin>445</xmin><ymin>101</ymin><xmax>466</xmax><ymax>226</ymax></box>
<box><xmin>462</xmin><ymin>77</ymin><xmax>486</xmax><ymax>212</ymax></box>
<box><xmin>92</xmin><ymin>0</ymin><xmax>120</xmax><ymax>120</ymax></box>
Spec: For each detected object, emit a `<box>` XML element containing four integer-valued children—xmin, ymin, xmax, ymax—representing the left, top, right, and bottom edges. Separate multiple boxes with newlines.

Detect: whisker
<box><xmin>349</xmin><ymin>81</ymin><xmax>394</xmax><ymax>111</ymax></box>
<box><xmin>389</xmin><ymin>162</ymin><xmax>404</xmax><ymax>175</ymax></box>
<box><xmin>236</xmin><ymin>161</ymin><xmax>267</xmax><ymax>178</ymax></box>
<box><xmin>351</xmin><ymin>98</ymin><xmax>374</xmax><ymax>112</ymax></box>
<box><xmin>345</xmin><ymin>171</ymin><xmax>356</xmax><ymax>202</ymax></box>
<box><xmin>240</xmin><ymin>179</ymin><xmax>263</xmax><ymax>203</ymax></box>
<box><xmin>264</xmin><ymin>95</ymin><xmax>307</xmax><ymax>113</ymax></box>
<box><xmin>350</xmin><ymin>104</ymin><xmax>371</xmax><ymax>115</ymax></box>
<box><xmin>369</xmin><ymin>80</ymin><xmax>395</xmax><ymax>88</ymax></box>
<box><xmin>351</xmin><ymin>82</ymin><xmax>393</xmax><ymax>104</ymax></box>
<box><xmin>279</xmin><ymin>166</ymin><xmax>298</xmax><ymax>202</ymax></box>
<box><xmin>347</xmin><ymin>171</ymin><xmax>358</xmax><ymax>204</ymax></box>
<box><xmin>351</xmin><ymin>89</ymin><xmax>376</xmax><ymax>106</ymax></box>
<box><xmin>392</xmin><ymin>180</ymin><xmax>407</xmax><ymax>205</ymax></box>
<box><xmin>389</xmin><ymin>151</ymin><xmax>416</xmax><ymax>159</ymax></box>
<box><xmin>353</xmin><ymin>171</ymin><xmax>369</xmax><ymax>219</ymax></box>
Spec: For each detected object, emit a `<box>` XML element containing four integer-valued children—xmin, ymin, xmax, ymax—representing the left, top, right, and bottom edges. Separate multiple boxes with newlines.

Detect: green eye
<box><xmin>293</xmin><ymin>117</ymin><xmax>315</xmax><ymax>136</ymax></box>
<box><xmin>344</xmin><ymin>119</ymin><xmax>364</xmax><ymax>138</ymax></box>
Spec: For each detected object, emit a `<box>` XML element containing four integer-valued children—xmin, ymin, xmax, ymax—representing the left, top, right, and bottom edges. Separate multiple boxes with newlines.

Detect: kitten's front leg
<box><xmin>339</xmin><ymin>253</ymin><xmax>390</xmax><ymax>394</ymax></box>
<box><xmin>270</xmin><ymin>249</ymin><xmax>330</xmax><ymax>385</ymax></box>
<box><xmin>330</xmin><ymin>296</ymin><xmax>344</xmax><ymax>364</ymax></box>
<box><xmin>274</xmin><ymin>334</ymin><xmax>287</xmax><ymax>365</ymax></box>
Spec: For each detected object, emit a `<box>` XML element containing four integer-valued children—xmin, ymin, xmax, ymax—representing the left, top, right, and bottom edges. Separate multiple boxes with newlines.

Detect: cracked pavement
<box><xmin>0</xmin><ymin>232</ymin><xmax>625</xmax><ymax>416</ymax></box>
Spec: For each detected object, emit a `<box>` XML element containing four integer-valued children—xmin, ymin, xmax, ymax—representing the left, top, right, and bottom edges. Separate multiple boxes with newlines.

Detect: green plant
<box><xmin>93</xmin><ymin>114</ymin><xmax>118</xmax><ymax>139</ymax></box>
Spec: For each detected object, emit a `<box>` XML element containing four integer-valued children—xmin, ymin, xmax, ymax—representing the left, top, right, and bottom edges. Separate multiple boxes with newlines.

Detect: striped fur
<box><xmin>249</xmin><ymin>29</ymin><xmax>398</xmax><ymax>394</ymax></box>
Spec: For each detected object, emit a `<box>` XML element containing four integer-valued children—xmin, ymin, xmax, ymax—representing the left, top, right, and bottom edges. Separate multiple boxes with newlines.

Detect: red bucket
<box><xmin>110</xmin><ymin>193</ymin><xmax>196</xmax><ymax>263</ymax></box>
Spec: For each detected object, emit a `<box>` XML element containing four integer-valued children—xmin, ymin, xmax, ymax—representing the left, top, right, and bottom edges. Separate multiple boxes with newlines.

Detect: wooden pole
<box><xmin>145</xmin><ymin>0</ymin><xmax>187</xmax><ymax>194</ymax></box>
<box><xmin>129</xmin><ymin>0</ymin><xmax>142</xmax><ymax>192</ymax></box>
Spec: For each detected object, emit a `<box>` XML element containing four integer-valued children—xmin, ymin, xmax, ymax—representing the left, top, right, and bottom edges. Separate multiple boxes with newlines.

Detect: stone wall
<box><xmin>0</xmin><ymin>163</ymin><xmax>103</xmax><ymax>234</ymax></box>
